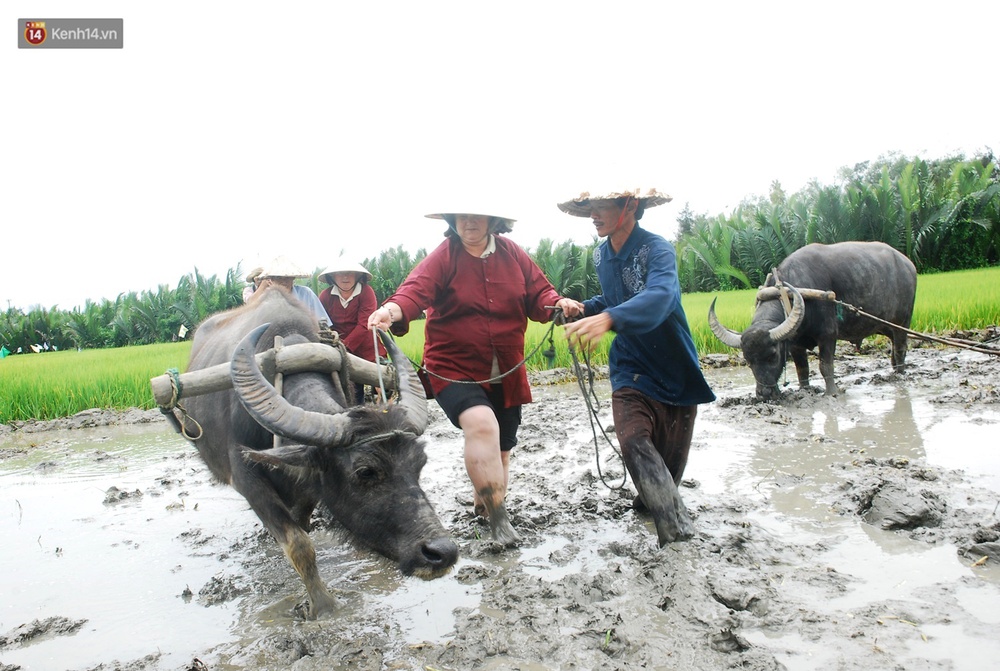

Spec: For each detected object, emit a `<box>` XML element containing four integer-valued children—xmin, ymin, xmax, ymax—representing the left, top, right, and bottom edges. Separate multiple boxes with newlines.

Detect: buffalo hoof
<box><xmin>632</xmin><ymin>494</ymin><xmax>649</xmax><ymax>513</ymax></box>
<box><xmin>297</xmin><ymin>588</ymin><xmax>340</xmax><ymax>620</ymax></box>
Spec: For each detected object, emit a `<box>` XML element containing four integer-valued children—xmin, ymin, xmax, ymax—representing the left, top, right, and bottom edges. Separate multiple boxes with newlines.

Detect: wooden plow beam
<box><xmin>755</xmin><ymin>286</ymin><xmax>837</xmax><ymax>303</ymax></box>
<box><xmin>150</xmin><ymin>342</ymin><xmax>397</xmax><ymax>408</ymax></box>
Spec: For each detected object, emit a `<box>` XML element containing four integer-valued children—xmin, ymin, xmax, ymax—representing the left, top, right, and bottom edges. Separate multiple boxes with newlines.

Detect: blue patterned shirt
<box><xmin>583</xmin><ymin>226</ymin><xmax>715</xmax><ymax>406</ymax></box>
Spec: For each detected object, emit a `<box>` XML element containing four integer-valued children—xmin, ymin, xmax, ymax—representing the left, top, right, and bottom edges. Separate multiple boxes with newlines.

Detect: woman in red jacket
<box><xmin>319</xmin><ymin>258</ymin><xmax>384</xmax><ymax>403</ymax></box>
<box><xmin>367</xmin><ymin>209</ymin><xmax>581</xmax><ymax>545</ymax></box>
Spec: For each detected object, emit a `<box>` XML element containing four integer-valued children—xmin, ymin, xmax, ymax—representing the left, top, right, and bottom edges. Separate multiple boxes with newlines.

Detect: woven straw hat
<box><xmin>319</xmin><ymin>257</ymin><xmax>372</xmax><ymax>285</ymax></box>
<box><xmin>259</xmin><ymin>256</ymin><xmax>309</xmax><ymax>279</ymax></box>
<box><xmin>245</xmin><ymin>267</ymin><xmax>264</xmax><ymax>283</ymax></box>
<box><xmin>557</xmin><ymin>187</ymin><xmax>672</xmax><ymax>217</ymax></box>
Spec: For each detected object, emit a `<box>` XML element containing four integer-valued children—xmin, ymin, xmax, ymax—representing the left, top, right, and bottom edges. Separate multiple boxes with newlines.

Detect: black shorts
<box><xmin>434</xmin><ymin>383</ymin><xmax>522</xmax><ymax>451</ymax></box>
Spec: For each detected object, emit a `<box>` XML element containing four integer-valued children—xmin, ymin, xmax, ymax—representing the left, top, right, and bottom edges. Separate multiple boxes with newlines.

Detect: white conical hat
<box><xmin>259</xmin><ymin>256</ymin><xmax>309</xmax><ymax>279</ymax></box>
<box><xmin>425</xmin><ymin>210</ymin><xmax>516</xmax><ymax>224</ymax></box>
<box><xmin>318</xmin><ymin>256</ymin><xmax>373</xmax><ymax>285</ymax></box>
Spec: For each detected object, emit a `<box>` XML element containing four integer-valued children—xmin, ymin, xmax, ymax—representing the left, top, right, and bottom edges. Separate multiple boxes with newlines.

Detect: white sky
<box><xmin>3</xmin><ymin>1</ymin><xmax>997</xmax><ymax>312</ymax></box>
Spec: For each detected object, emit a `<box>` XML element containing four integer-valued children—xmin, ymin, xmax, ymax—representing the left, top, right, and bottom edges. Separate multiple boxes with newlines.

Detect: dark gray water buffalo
<box><xmin>709</xmin><ymin>241</ymin><xmax>917</xmax><ymax>399</ymax></box>
<box><xmin>170</xmin><ymin>285</ymin><xmax>457</xmax><ymax>617</ymax></box>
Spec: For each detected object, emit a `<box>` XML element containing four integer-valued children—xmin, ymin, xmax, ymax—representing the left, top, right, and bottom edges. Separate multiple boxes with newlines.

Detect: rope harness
<box><xmin>157</xmin><ymin>367</ymin><xmax>203</xmax><ymax>440</ymax></box>
<box><xmin>347</xmin><ymin>428</ymin><xmax>417</xmax><ymax>450</ymax></box>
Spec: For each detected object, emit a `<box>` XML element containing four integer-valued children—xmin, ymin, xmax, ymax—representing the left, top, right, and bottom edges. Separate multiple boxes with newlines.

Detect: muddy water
<box><xmin>699</xmin><ymin>368</ymin><xmax>1000</xmax><ymax>668</ymax></box>
<box><xmin>0</xmin><ymin>429</ymin><xmax>256</xmax><ymax>669</ymax></box>
<box><xmin>2</xmin><ymin>348</ymin><xmax>999</xmax><ymax>670</ymax></box>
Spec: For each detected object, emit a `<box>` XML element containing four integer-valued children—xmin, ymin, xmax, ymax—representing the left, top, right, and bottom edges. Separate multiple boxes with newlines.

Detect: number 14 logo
<box><xmin>24</xmin><ymin>21</ymin><xmax>47</xmax><ymax>46</ymax></box>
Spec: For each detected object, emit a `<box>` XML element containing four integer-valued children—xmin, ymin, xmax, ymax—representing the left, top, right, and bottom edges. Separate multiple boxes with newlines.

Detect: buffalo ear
<box><xmin>242</xmin><ymin>444</ymin><xmax>321</xmax><ymax>470</ymax></box>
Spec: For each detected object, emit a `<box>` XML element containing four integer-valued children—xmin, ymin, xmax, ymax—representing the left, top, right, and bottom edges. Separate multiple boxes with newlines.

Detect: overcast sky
<box><xmin>3</xmin><ymin>1</ymin><xmax>997</xmax><ymax>312</ymax></box>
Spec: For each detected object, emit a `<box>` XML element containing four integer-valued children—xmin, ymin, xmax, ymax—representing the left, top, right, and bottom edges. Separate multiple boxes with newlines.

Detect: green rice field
<box><xmin>2</xmin><ymin>267</ymin><xmax>998</xmax><ymax>423</ymax></box>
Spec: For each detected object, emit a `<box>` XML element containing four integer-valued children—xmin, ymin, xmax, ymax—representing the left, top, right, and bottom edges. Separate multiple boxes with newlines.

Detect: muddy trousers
<box><xmin>612</xmin><ymin>388</ymin><xmax>697</xmax><ymax>545</ymax></box>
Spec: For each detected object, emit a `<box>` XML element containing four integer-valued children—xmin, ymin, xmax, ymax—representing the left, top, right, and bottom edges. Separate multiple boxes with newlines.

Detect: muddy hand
<box><xmin>564</xmin><ymin>312</ymin><xmax>612</xmax><ymax>354</ymax></box>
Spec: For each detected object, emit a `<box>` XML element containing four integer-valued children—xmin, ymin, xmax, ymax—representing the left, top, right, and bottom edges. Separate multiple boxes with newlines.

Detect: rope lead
<box><xmin>563</xmin><ymin>313</ymin><xmax>627</xmax><ymax>491</ymax></box>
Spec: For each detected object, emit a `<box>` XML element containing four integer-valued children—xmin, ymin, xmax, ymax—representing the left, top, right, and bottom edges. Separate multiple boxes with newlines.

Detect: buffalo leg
<box><xmin>890</xmin><ymin>329</ymin><xmax>908</xmax><ymax>371</ymax></box>
<box><xmin>229</xmin><ymin>452</ymin><xmax>337</xmax><ymax>618</ymax></box>
<box><xmin>790</xmin><ymin>345</ymin><xmax>811</xmax><ymax>390</ymax></box>
<box><xmin>818</xmin><ymin>341</ymin><xmax>840</xmax><ymax>396</ymax></box>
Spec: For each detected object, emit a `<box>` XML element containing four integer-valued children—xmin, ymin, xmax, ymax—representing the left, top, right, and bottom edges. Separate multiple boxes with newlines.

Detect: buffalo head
<box><xmin>708</xmin><ymin>284</ymin><xmax>805</xmax><ymax>400</ymax></box>
<box><xmin>230</xmin><ymin>325</ymin><xmax>458</xmax><ymax>581</ymax></box>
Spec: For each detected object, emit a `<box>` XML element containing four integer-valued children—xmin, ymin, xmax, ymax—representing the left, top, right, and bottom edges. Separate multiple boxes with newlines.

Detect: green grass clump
<box><xmin>2</xmin><ymin>266</ymin><xmax>997</xmax><ymax>423</ymax></box>
<box><xmin>1</xmin><ymin>342</ymin><xmax>191</xmax><ymax>423</ymax></box>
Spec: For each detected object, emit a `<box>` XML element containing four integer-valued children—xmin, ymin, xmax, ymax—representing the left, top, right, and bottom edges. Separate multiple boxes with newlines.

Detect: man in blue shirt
<box><xmin>559</xmin><ymin>187</ymin><xmax>715</xmax><ymax>546</ymax></box>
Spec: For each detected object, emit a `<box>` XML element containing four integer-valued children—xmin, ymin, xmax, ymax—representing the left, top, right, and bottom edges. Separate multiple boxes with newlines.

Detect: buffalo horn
<box><xmin>231</xmin><ymin>324</ymin><xmax>356</xmax><ymax>447</ymax></box>
<box><xmin>378</xmin><ymin>330</ymin><xmax>429</xmax><ymax>435</ymax></box>
<box><xmin>767</xmin><ymin>284</ymin><xmax>805</xmax><ymax>342</ymax></box>
<box><xmin>708</xmin><ymin>297</ymin><xmax>743</xmax><ymax>349</ymax></box>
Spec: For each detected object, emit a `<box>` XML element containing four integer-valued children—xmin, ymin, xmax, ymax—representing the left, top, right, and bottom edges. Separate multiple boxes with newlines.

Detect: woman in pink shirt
<box><xmin>367</xmin><ymin>210</ymin><xmax>581</xmax><ymax>545</ymax></box>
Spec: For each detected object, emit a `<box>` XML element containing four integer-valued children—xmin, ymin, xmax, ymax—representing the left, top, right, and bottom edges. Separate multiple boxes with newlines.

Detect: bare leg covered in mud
<box><xmin>460</xmin><ymin>405</ymin><xmax>520</xmax><ymax>545</ymax></box>
<box><xmin>613</xmin><ymin>389</ymin><xmax>697</xmax><ymax>546</ymax></box>
<box><xmin>621</xmin><ymin>437</ymin><xmax>695</xmax><ymax>545</ymax></box>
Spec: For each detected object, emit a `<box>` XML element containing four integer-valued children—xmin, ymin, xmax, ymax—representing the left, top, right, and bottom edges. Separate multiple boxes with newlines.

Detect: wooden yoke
<box><xmin>150</xmin><ymin>342</ymin><xmax>398</xmax><ymax>409</ymax></box>
<box><xmin>755</xmin><ymin>286</ymin><xmax>837</xmax><ymax>304</ymax></box>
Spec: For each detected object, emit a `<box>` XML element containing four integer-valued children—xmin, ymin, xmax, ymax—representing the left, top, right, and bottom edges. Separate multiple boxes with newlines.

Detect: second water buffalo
<box><xmin>709</xmin><ymin>241</ymin><xmax>917</xmax><ymax>399</ymax></box>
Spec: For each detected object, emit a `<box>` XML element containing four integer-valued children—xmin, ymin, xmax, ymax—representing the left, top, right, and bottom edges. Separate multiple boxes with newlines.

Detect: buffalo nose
<box><xmin>422</xmin><ymin>537</ymin><xmax>459</xmax><ymax>568</ymax></box>
<box><xmin>757</xmin><ymin>384</ymin><xmax>779</xmax><ymax>400</ymax></box>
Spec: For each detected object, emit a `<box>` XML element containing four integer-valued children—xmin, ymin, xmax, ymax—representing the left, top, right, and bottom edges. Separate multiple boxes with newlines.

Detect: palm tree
<box><xmin>729</xmin><ymin>203</ymin><xmax>799</xmax><ymax>287</ymax></box>
<box><xmin>677</xmin><ymin>215</ymin><xmax>751</xmax><ymax>291</ymax></box>
<box><xmin>363</xmin><ymin>245</ymin><xmax>426</xmax><ymax>304</ymax></box>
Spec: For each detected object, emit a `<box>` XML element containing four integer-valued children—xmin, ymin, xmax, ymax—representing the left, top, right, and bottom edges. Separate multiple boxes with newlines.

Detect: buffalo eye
<box><xmin>352</xmin><ymin>465</ymin><xmax>383</xmax><ymax>485</ymax></box>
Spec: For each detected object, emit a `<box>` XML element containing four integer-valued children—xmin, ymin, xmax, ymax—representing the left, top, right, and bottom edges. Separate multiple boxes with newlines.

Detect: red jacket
<box><xmin>388</xmin><ymin>235</ymin><xmax>561</xmax><ymax>406</ymax></box>
<box><xmin>319</xmin><ymin>283</ymin><xmax>384</xmax><ymax>362</ymax></box>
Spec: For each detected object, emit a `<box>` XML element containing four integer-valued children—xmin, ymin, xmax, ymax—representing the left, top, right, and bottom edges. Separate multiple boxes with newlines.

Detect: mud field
<box><xmin>2</xmin><ymin>339</ymin><xmax>1000</xmax><ymax>671</ymax></box>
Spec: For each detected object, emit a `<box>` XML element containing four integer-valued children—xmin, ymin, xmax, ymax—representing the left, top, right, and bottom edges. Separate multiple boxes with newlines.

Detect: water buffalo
<box><xmin>169</xmin><ymin>285</ymin><xmax>458</xmax><ymax>617</ymax></box>
<box><xmin>708</xmin><ymin>241</ymin><xmax>917</xmax><ymax>399</ymax></box>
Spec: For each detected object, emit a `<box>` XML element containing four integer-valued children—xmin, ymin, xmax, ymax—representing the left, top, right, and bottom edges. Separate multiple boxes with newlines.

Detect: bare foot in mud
<box><xmin>652</xmin><ymin>500</ymin><xmax>695</xmax><ymax>546</ymax></box>
<box><xmin>635</xmin><ymin>478</ymin><xmax>695</xmax><ymax>546</ymax></box>
<box><xmin>486</xmin><ymin>503</ymin><xmax>521</xmax><ymax>546</ymax></box>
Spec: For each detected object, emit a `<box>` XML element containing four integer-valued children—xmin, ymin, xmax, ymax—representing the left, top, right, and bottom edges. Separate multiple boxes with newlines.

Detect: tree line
<box><xmin>675</xmin><ymin>151</ymin><xmax>999</xmax><ymax>291</ymax></box>
<box><xmin>2</xmin><ymin>151</ymin><xmax>997</xmax><ymax>356</ymax></box>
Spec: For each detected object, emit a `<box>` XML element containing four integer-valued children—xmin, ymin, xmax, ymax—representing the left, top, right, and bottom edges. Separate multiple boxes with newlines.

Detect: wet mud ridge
<box><xmin>1</xmin><ymin>342</ymin><xmax>999</xmax><ymax>670</ymax></box>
